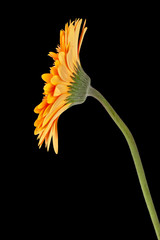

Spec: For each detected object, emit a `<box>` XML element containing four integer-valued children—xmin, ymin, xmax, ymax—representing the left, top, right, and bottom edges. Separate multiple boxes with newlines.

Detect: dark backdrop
<box><xmin>9</xmin><ymin>2</ymin><xmax>160</xmax><ymax>239</ymax></box>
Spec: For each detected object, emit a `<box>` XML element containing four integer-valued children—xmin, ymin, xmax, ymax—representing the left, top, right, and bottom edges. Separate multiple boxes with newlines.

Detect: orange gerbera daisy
<box><xmin>34</xmin><ymin>19</ymin><xmax>90</xmax><ymax>154</ymax></box>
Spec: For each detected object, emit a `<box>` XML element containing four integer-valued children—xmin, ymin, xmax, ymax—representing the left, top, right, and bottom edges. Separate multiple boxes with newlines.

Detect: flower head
<box><xmin>34</xmin><ymin>19</ymin><xmax>90</xmax><ymax>154</ymax></box>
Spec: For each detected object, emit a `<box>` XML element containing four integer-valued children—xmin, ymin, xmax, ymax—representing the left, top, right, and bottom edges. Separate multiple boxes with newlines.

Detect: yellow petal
<box><xmin>74</xmin><ymin>19</ymin><xmax>82</xmax><ymax>55</ymax></box>
<box><xmin>51</xmin><ymin>75</ymin><xmax>71</xmax><ymax>86</ymax></box>
<box><xmin>66</xmin><ymin>24</ymin><xmax>75</xmax><ymax>72</ymax></box>
<box><xmin>51</xmin><ymin>75</ymin><xmax>64</xmax><ymax>85</ymax></box>
<box><xmin>54</xmin><ymin>84</ymin><xmax>68</xmax><ymax>96</ymax></box>
<box><xmin>58</xmin><ymin>51</ymin><xmax>66</xmax><ymax>65</ymax></box>
<box><xmin>58</xmin><ymin>64</ymin><xmax>73</xmax><ymax>82</ymax></box>
<box><xmin>47</xmin><ymin>127</ymin><xmax>53</xmax><ymax>152</ymax></box>
<box><xmin>78</xmin><ymin>20</ymin><xmax>87</xmax><ymax>55</ymax></box>
<box><xmin>65</xmin><ymin>22</ymin><xmax>68</xmax><ymax>48</ymax></box>
<box><xmin>37</xmin><ymin>130</ymin><xmax>43</xmax><ymax>139</ymax></box>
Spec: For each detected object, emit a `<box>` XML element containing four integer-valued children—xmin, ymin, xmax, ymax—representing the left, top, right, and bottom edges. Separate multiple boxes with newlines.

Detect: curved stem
<box><xmin>88</xmin><ymin>86</ymin><xmax>160</xmax><ymax>239</ymax></box>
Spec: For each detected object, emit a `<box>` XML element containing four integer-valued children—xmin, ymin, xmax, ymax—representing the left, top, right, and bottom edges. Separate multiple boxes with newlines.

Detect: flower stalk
<box><xmin>88</xmin><ymin>86</ymin><xmax>160</xmax><ymax>240</ymax></box>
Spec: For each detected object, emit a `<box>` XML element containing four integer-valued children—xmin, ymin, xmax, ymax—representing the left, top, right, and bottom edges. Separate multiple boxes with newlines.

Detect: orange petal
<box><xmin>48</xmin><ymin>52</ymin><xmax>58</xmax><ymax>60</ymax></box>
<box><xmin>34</xmin><ymin>118</ymin><xmax>43</xmax><ymax>128</ymax></box>
<box><xmin>34</xmin><ymin>127</ymin><xmax>43</xmax><ymax>136</ymax></box>
<box><xmin>43</xmin><ymin>104</ymin><xmax>53</xmax><ymax>117</ymax></box>
<box><xmin>41</xmin><ymin>73</ymin><xmax>53</xmax><ymax>83</ymax></box>
<box><xmin>47</xmin><ymin>93</ymin><xmax>56</xmax><ymax>104</ymax></box>
<box><xmin>37</xmin><ymin>98</ymin><xmax>47</xmax><ymax>109</ymax></box>
<box><xmin>50</xmin><ymin>66</ymin><xmax>58</xmax><ymax>75</ymax></box>
<box><xmin>44</xmin><ymin>83</ymin><xmax>55</xmax><ymax>94</ymax></box>
<box><xmin>60</xmin><ymin>30</ymin><xmax>65</xmax><ymax>51</ymax></box>
<box><xmin>39</xmin><ymin>103</ymin><xmax>71</xmax><ymax>147</ymax></box>
<box><xmin>54</xmin><ymin>60</ymin><xmax>60</xmax><ymax>68</ymax></box>
<box><xmin>38</xmin><ymin>108</ymin><xmax>45</xmax><ymax>120</ymax></box>
<box><xmin>52</xmin><ymin>118</ymin><xmax>58</xmax><ymax>154</ymax></box>
<box><xmin>44</xmin><ymin>131</ymin><xmax>49</xmax><ymax>148</ymax></box>
<box><xmin>34</xmin><ymin>105</ymin><xmax>41</xmax><ymax>114</ymax></box>
<box><xmin>43</xmin><ymin>93</ymin><xmax>68</xmax><ymax>127</ymax></box>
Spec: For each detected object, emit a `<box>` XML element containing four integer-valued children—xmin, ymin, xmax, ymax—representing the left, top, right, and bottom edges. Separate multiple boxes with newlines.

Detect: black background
<box><xmin>7</xmin><ymin>1</ymin><xmax>160</xmax><ymax>239</ymax></box>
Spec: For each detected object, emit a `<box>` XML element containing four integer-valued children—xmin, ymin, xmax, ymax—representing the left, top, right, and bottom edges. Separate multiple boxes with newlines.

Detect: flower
<box><xmin>34</xmin><ymin>19</ymin><xmax>90</xmax><ymax>154</ymax></box>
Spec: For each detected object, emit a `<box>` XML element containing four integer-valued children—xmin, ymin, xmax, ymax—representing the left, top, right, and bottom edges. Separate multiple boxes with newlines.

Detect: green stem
<box><xmin>88</xmin><ymin>86</ymin><xmax>160</xmax><ymax>239</ymax></box>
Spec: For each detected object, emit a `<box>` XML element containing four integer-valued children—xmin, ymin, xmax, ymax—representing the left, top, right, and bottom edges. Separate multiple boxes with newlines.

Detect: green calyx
<box><xmin>67</xmin><ymin>63</ymin><xmax>91</xmax><ymax>106</ymax></box>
